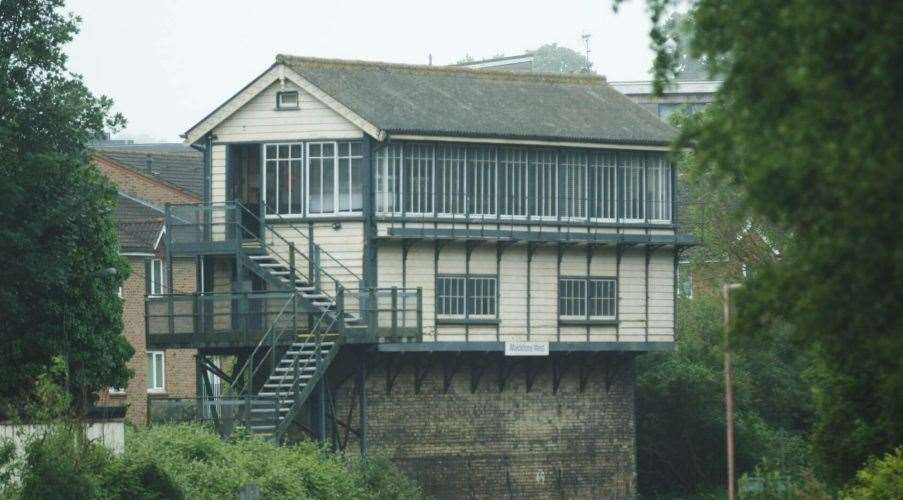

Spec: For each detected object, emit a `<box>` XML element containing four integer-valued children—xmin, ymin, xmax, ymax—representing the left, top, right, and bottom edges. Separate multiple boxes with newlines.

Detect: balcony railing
<box><xmin>146</xmin><ymin>287</ymin><xmax>423</xmax><ymax>348</ymax></box>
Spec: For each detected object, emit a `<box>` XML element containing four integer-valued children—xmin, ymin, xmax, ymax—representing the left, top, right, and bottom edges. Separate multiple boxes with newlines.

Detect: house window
<box><xmin>621</xmin><ymin>153</ymin><xmax>645</xmax><ymax>221</ymax></box>
<box><xmin>529</xmin><ymin>150</ymin><xmax>557</xmax><ymax>218</ymax></box>
<box><xmin>307</xmin><ymin>141</ymin><xmax>362</xmax><ymax>215</ymax></box>
<box><xmin>108</xmin><ymin>386</ymin><xmax>125</xmax><ymax>395</ymax></box>
<box><xmin>678</xmin><ymin>260</ymin><xmax>694</xmax><ymax>299</ymax></box>
<box><xmin>150</xmin><ymin>259</ymin><xmax>164</xmax><ymax>296</ymax></box>
<box><xmin>559</xmin><ymin>277</ymin><xmax>617</xmax><ymax>321</ymax></box>
<box><xmin>499</xmin><ymin>148</ymin><xmax>529</xmax><ymax>217</ymax></box>
<box><xmin>263</xmin><ymin>143</ymin><xmax>303</xmax><ymax>215</ymax></box>
<box><xmin>373</xmin><ymin>142</ymin><xmax>671</xmax><ymax>223</ymax></box>
<box><xmin>276</xmin><ymin>91</ymin><xmax>299</xmax><ymax>109</ymax></box>
<box><xmin>468</xmin><ymin>146</ymin><xmax>496</xmax><ymax>216</ymax></box>
<box><xmin>436</xmin><ymin>275</ymin><xmax>497</xmax><ymax>319</ymax></box>
<box><xmin>403</xmin><ymin>143</ymin><xmax>433</xmax><ymax>214</ymax></box>
<box><xmin>559</xmin><ymin>150</ymin><xmax>587</xmax><ymax>219</ymax></box>
<box><xmin>375</xmin><ymin>143</ymin><xmax>403</xmax><ymax>214</ymax></box>
<box><xmin>646</xmin><ymin>155</ymin><xmax>672</xmax><ymax>222</ymax></box>
<box><xmin>146</xmin><ymin>351</ymin><xmax>165</xmax><ymax>392</ymax></box>
<box><xmin>589</xmin><ymin>151</ymin><xmax>617</xmax><ymax>221</ymax></box>
<box><xmin>117</xmin><ymin>285</ymin><xmax>123</xmax><ymax>298</ymax></box>
<box><xmin>436</xmin><ymin>145</ymin><xmax>466</xmax><ymax>215</ymax></box>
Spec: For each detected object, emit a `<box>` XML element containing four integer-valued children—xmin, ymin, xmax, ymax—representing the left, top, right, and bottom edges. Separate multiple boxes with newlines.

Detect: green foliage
<box><xmin>840</xmin><ymin>447</ymin><xmax>903</xmax><ymax>500</ymax></box>
<box><xmin>625</xmin><ymin>0</ymin><xmax>903</xmax><ymax>484</ymax></box>
<box><xmin>0</xmin><ymin>0</ymin><xmax>132</xmax><ymax>416</ymax></box>
<box><xmin>636</xmin><ymin>296</ymin><xmax>815</xmax><ymax>496</ymax></box>
<box><xmin>531</xmin><ymin>43</ymin><xmax>593</xmax><ymax>74</ymax></box>
<box><xmin>125</xmin><ymin>424</ymin><xmax>424</xmax><ymax>499</ymax></box>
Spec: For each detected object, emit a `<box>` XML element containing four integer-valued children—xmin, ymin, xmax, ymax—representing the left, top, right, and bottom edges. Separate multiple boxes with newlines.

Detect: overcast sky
<box><xmin>65</xmin><ymin>0</ymin><xmax>656</xmax><ymax>142</ymax></box>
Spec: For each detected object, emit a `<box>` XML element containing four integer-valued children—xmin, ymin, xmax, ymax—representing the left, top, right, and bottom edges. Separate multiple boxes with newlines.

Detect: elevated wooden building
<box><xmin>148</xmin><ymin>55</ymin><xmax>691</xmax><ymax>497</ymax></box>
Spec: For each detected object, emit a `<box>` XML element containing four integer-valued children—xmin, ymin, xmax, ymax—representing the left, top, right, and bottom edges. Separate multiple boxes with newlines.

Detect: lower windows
<box><xmin>559</xmin><ymin>277</ymin><xmax>617</xmax><ymax>321</ymax></box>
<box><xmin>436</xmin><ymin>275</ymin><xmax>497</xmax><ymax>320</ymax></box>
<box><xmin>146</xmin><ymin>351</ymin><xmax>165</xmax><ymax>392</ymax></box>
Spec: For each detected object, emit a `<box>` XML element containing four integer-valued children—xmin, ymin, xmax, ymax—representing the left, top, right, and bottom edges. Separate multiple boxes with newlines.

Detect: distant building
<box><xmin>608</xmin><ymin>79</ymin><xmax>720</xmax><ymax>121</ymax></box>
<box><xmin>91</xmin><ymin>144</ymin><xmax>204</xmax><ymax>425</ymax></box>
<box><xmin>454</xmin><ymin>53</ymin><xmax>534</xmax><ymax>72</ymax></box>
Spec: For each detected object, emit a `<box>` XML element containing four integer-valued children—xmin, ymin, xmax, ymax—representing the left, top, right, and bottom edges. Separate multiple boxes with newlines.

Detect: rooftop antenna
<box><xmin>581</xmin><ymin>33</ymin><xmax>592</xmax><ymax>72</ymax></box>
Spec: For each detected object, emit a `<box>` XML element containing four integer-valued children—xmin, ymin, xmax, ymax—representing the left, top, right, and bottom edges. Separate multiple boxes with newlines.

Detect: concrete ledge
<box><xmin>375</xmin><ymin>341</ymin><xmax>675</xmax><ymax>353</ymax></box>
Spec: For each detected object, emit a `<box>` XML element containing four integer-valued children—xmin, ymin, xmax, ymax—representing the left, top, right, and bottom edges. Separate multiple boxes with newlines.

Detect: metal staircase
<box><xmin>209</xmin><ymin>203</ymin><xmax>364</xmax><ymax>442</ymax></box>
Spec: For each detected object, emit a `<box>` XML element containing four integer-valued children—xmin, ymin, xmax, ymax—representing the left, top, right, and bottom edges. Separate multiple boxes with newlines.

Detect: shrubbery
<box><xmin>1</xmin><ymin>423</ymin><xmax>423</xmax><ymax>499</ymax></box>
<box><xmin>840</xmin><ymin>447</ymin><xmax>903</xmax><ymax>499</ymax></box>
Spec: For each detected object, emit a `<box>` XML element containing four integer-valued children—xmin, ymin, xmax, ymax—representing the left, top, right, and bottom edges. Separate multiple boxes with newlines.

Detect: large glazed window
<box><xmin>307</xmin><ymin>141</ymin><xmax>362</xmax><ymax>215</ymax></box>
<box><xmin>146</xmin><ymin>351</ymin><xmax>165</xmax><ymax>392</ymax></box>
<box><xmin>375</xmin><ymin>143</ymin><xmax>403</xmax><ymax>214</ymax></box>
<box><xmin>263</xmin><ymin>143</ymin><xmax>303</xmax><ymax>215</ymax></box>
<box><xmin>436</xmin><ymin>275</ymin><xmax>498</xmax><ymax>319</ymax></box>
<box><xmin>559</xmin><ymin>277</ymin><xmax>617</xmax><ymax>321</ymax></box>
<box><xmin>373</xmin><ymin>142</ymin><xmax>672</xmax><ymax>223</ymax></box>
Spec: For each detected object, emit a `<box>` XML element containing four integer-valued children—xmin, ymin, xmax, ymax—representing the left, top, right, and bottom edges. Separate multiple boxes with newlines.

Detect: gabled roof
<box><xmin>185</xmin><ymin>55</ymin><xmax>677</xmax><ymax>147</ymax></box>
<box><xmin>114</xmin><ymin>194</ymin><xmax>164</xmax><ymax>253</ymax></box>
<box><xmin>93</xmin><ymin>145</ymin><xmax>203</xmax><ymax>198</ymax></box>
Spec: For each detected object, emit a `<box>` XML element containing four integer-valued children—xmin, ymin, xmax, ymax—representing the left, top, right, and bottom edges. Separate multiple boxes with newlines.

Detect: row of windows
<box><xmin>435</xmin><ymin>275</ymin><xmax>618</xmax><ymax>321</ymax></box>
<box><xmin>375</xmin><ymin>144</ymin><xmax>673</xmax><ymax>222</ymax></box>
<box><xmin>263</xmin><ymin>141</ymin><xmax>363</xmax><ymax>216</ymax></box>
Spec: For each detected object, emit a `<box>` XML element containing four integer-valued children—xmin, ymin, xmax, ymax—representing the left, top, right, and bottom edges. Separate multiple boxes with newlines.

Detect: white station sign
<box><xmin>504</xmin><ymin>341</ymin><xmax>550</xmax><ymax>356</ymax></box>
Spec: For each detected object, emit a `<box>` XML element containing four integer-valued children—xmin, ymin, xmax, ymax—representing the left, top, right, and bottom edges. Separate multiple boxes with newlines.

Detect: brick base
<box><xmin>329</xmin><ymin>351</ymin><xmax>636</xmax><ymax>499</ymax></box>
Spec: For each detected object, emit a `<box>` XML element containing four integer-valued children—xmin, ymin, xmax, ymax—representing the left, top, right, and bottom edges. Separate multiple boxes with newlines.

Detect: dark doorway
<box><xmin>227</xmin><ymin>144</ymin><xmax>262</xmax><ymax>239</ymax></box>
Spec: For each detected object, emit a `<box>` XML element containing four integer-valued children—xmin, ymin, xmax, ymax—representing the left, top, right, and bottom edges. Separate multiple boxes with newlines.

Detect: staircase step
<box><xmin>258</xmin><ymin>389</ymin><xmax>308</xmax><ymax>397</ymax></box>
<box><xmin>274</xmin><ymin>366</ymin><xmax>317</xmax><ymax>372</ymax></box>
<box><xmin>248</xmin><ymin>255</ymin><xmax>274</xmax><ymax>261</ymax></box>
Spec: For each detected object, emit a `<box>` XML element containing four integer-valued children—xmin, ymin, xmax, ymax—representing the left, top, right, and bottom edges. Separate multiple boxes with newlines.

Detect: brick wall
<box><xmin>94</xmin><ymin>154</ymin><xmax>197</xmax><ymax>206</ymax></box>
<box><xmin>330</xmin><ymin>351</ymin><xmax>637</xmax><ymax>499</ymax></box>
<box><xmin>102</xmin><ymin>255</ymin><xmax>197</xmax><ymax>425</ymax></box>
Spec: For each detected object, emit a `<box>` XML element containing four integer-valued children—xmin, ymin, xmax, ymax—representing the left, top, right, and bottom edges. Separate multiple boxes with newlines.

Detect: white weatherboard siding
<box><xmin>211</xmin><ymin>145</ymin><xmax>226</xmax><ymax>204</ymax></box>
<box><xmin>212</xmin><ymin>81</ymin><xmax>363</xmax><ymax>143</ymax></box>
<box><xmin>265</xmin><ymin>222</ymin><xmax>363</xmax><ymax>292</ymax></box>
<box><xmin>375</xmin><ymin>242</ymin><xmax>675</xmax><ymax>343</ymax></box>
<box><xmin>530</xmin><ymin>249</ymin><xmax>558</xmax><ymax>341</ymax></box>
<box><xmin>499</xmin><ymin>246</ymin><xmax>528</xmax><ymax>341</ymax></box>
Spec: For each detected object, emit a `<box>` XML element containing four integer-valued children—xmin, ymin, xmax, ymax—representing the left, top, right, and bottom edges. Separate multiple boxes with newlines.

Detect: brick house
<box><xmin>92</xmin><ymin>145</ymin><xmax>203</xmax><ymax>425</ymax></box>
<box><xmin>147</xmin><ymin>55</ymin><xmax>692</xmax><ymax>497</ymax></box>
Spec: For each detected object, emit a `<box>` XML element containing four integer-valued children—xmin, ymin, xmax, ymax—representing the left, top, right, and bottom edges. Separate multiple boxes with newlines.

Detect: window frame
<box><xmin>558</xmin><ymin>276</ymin><xmax>618</xmax><ymax>323</ymax></box>
<box><xmin>305</xmin><ymin>141</ymin><xmax>363</xmax><ymax>216</ymax></box>
<box><xmin>435</xmin><ymin>273</ymin><xmax>499</xmax><ymax>322</ymax></box>
<box><xmin>276</xmin><ymin>90</ymin><xmax>300</xmax><ymax>110</ymax></box>
<box><xmin>146</xmin><ymin>351</ymin><xmax>165</xmax><ymax>393</ymax></box>
<box><xmin>149</xmin><ymin>258</ymin><xmax>164</xmax><ymax>296</ymax></box>
<box><xmin>262</xmin><ymin>142</ymin><xmax>304</xmax><ymax>217</ymax></box>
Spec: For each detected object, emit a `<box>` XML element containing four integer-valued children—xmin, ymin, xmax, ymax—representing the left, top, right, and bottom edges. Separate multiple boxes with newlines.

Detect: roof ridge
<box><xmin>276</xmin><ymin>54</ymin><xmax>607</xmax><ymax>85</ymax></box>
<box><xmin>95</xmin><ymin>148</ymin><xmax>200</xmax><ymax>159</ymax></box>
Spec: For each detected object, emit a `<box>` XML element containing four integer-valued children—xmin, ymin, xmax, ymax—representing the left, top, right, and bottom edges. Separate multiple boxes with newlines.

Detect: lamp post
<box><xmin>722</xmin><ymin>283</ymin><xmax>743</xmax><ymax>500</ymax></box>
<box><xmin>66</xmin><ymin>267</ymin><xmax>118</xmax><ymax>414</ymax></box>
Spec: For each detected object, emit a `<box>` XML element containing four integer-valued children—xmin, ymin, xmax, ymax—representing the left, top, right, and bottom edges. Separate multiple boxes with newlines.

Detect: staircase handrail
<box><xmin>224</xmin><ymin>294</ymin><xmax>296</xmax><ymax>397</ymax></box>
<box><xmin>235</xmin><ymin>203</ymin><xmax>361</xmax><ymax>283</ymax></box>
<box><xmin>233</xmin><ymin>201</ymin><xmax>361</xmax><ymax>282</ymax></box>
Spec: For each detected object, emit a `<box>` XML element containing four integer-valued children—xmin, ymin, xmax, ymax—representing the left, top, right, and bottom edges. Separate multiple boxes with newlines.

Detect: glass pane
<box><xmin>339</xmin><ymin>142</ymin><xmax>350</xmax><ymax>157</ymax></box>
<box><xmin>309</xmin><ymin>143</ymin><xmax>321</xmax><ymax>157</ymax></box>
<box><xmin>339</xmin><ymin>158</ymin><xmax>350</xmax><ymax>212</ymax></box>
<box><xmin>309</xmin><ymin>159</ymin><xmax>321</xmax><ymax>213</ymax></box>
<box><xmin>265</xmin><ymin>161</ymin><xmax>277</xmax><ymax>214</ymax></box>
<box><xmin>278</xmin><ymin>159</ymin><xmax>289</xmax><ymax>214</ymax></box>
<box><xmin>350</xmin><ymin>158</ymin><xmax>362</xmax><ymax>211</ymax></box>
<box><xmin>290</xmin><ymin>159</ymin><xmax>302</xmax><ymax>213</ymax></box>
<box><xmin>265</xmin><ymin>145</ymin><xmax>277</xmax><ymax>160</ymax></box>
<box><xmin>322</xmin><ymin>157</ymin><xmax>335</xmax><ymax>212</ymax></box>
<box><xmin>278</xmin><ymin>144</ymin><xmax>289</xmax><ymax>158</ymax></box>
<box><xmin>323</xmin><ymin>143</ymin><xmax>334</xmax><ymax>156</ymax></box>
<box><xmin>146</xmin><ymin>353</ymin><xmax>153</xmax><ymax>389</ymax></box>
<box><xmin>155</xmin><ymin>354</ymin><xmax>163</xmax><ymax>389</ymax></box>
<box><xmin>350</xmin><ymin>141</ymin><xmax>362</xmax><ymax>157</ymax></box>
<box><xmin>290</xmin><ymin>144</ymin><xmax>301</xmax><ymax>158</ymax></box>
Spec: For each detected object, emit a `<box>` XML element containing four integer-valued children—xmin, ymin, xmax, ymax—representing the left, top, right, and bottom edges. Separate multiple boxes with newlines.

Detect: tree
<box><xmin>622</xmin><ymin>0</ymin><xmax>903</xmax><ymax>484</ymax></box>
<box><xmin>0</xmin><ymin>0</ymin><xmax>131</xmax><ymax>416</ymax></box>
<box><xmin>530</xmin><ymin>43</ymin><xmax>593</xmax><ymax>74</ymax></box>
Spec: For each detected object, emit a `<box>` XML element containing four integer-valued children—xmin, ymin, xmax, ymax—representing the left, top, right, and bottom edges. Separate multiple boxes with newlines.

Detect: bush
<box><xmin>841</xmin><ymin>447</ymin><xmax>903</xmax><ymax>499</ymax></box>
<box><xmin>5</xmin><ymin>424</ymin><xmax>185</xmax><ymax>500</ymax></box>
<box><xmin>126</xmin><ymin>423</ymin><xmax>424</xmax><ymax>499</ymax></box>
